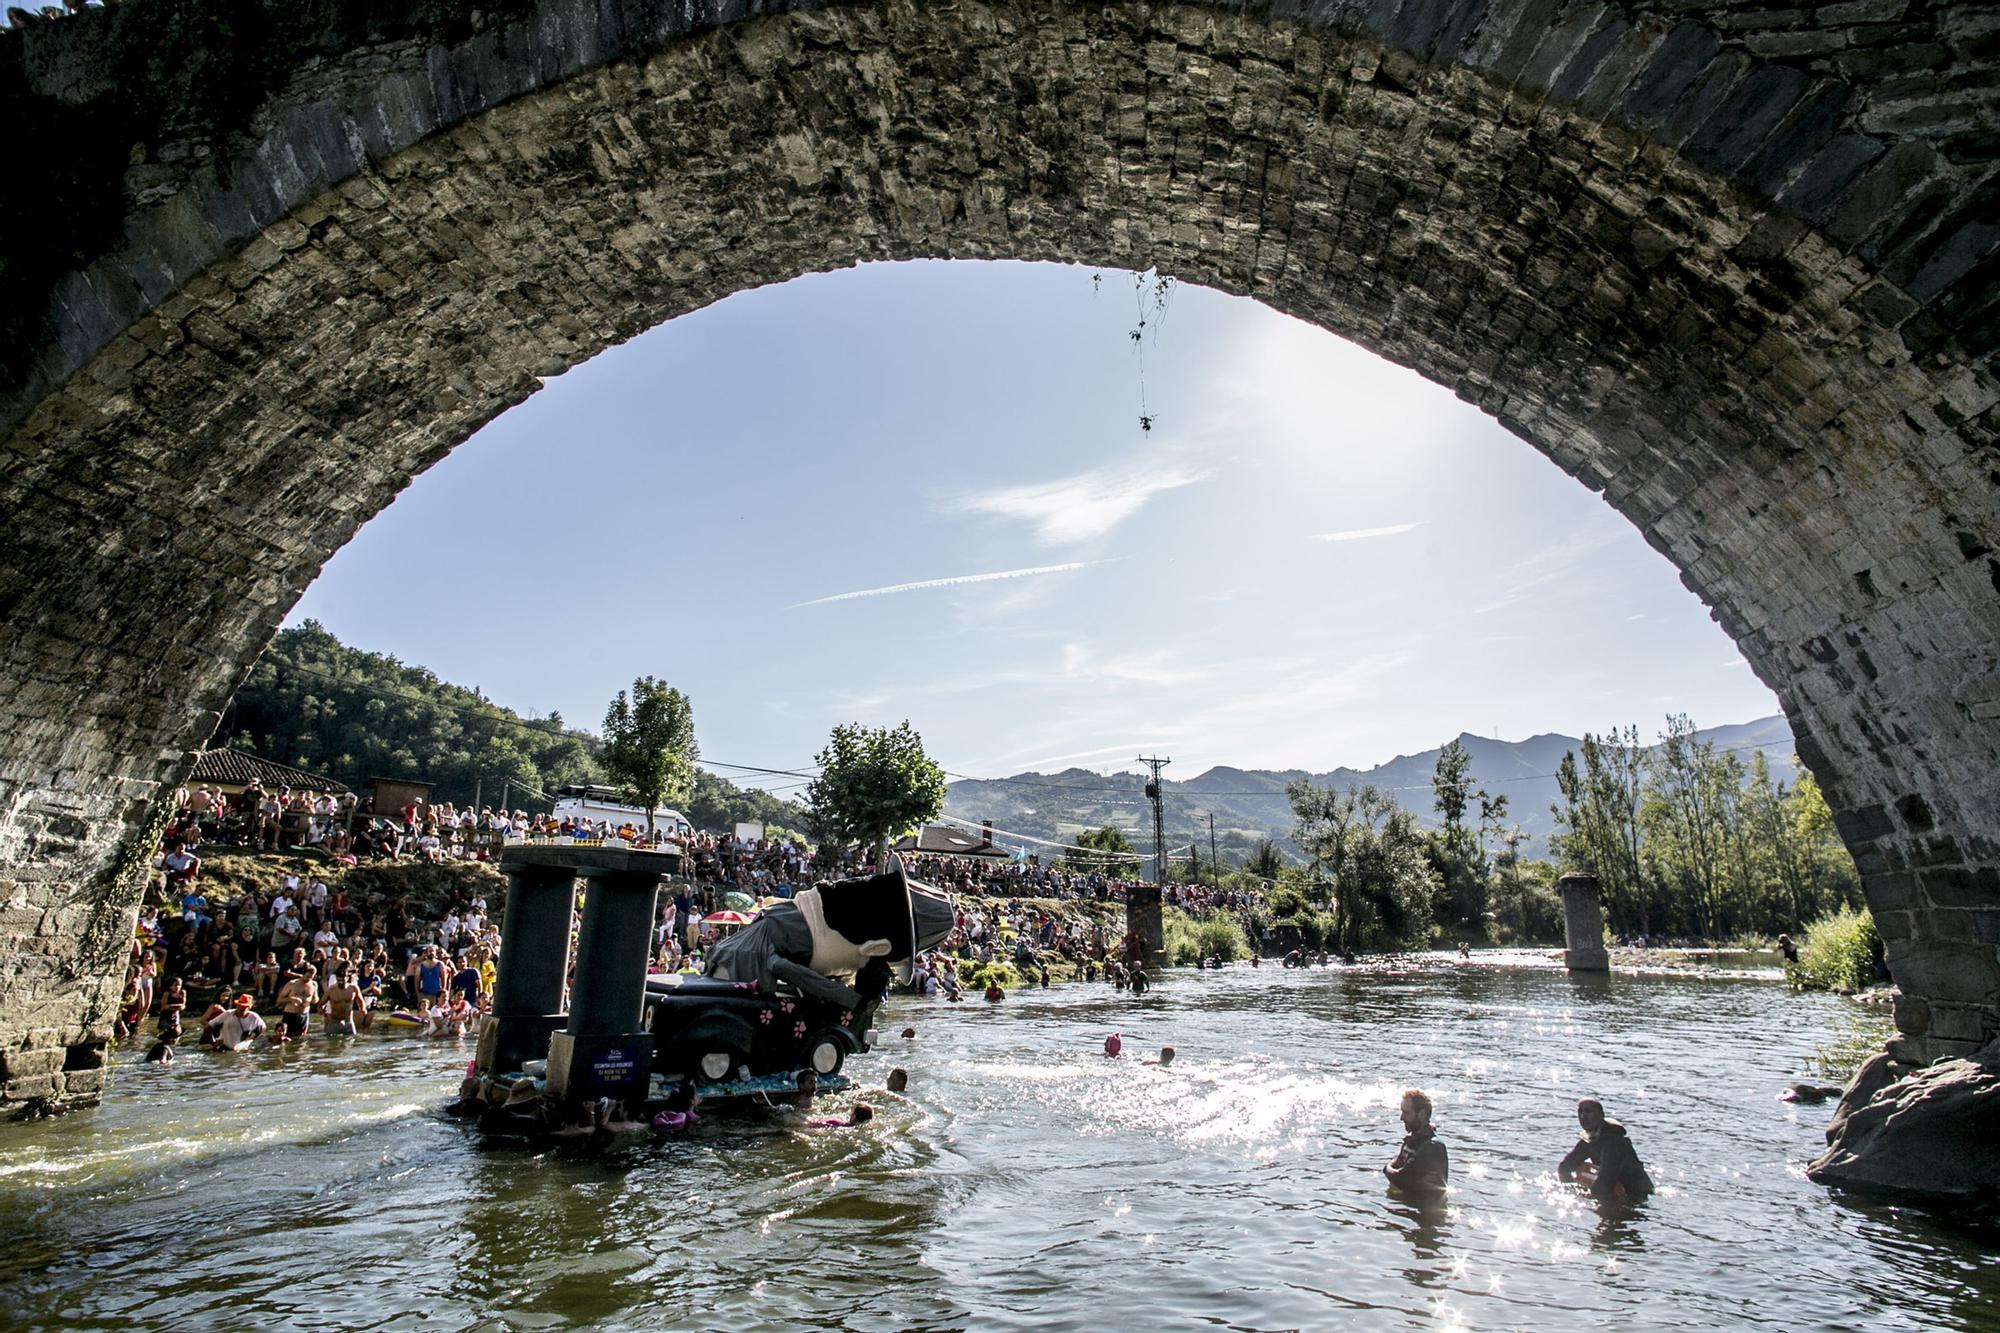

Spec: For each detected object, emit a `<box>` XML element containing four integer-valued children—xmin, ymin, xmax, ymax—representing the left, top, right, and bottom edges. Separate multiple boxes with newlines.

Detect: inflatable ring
<box><xmin>383</xmin><ymin>1010</ymin><xmax>425</xmax><ymax>1029</ymax></box>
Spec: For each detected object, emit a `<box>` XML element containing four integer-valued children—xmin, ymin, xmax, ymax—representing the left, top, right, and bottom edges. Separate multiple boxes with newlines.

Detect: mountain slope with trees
<box><xmin>220</xmin><ymin>621</ymin><xmax>800</xmax><ymax>831</ymax></box>
<box><xmin>944</xmin><ymin>716</ymin><xmax>1801</xmax><ymax>861</ymax></box>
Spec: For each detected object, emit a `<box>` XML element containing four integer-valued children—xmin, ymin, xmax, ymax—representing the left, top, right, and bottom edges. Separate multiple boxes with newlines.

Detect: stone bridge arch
<box><xmin>0</xmin><ymin>0</ymin><xmax>1994</xmax><ymax>1104</ymax></box>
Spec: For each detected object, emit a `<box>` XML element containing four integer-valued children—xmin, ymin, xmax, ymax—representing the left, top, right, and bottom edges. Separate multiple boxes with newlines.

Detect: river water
<box><xmin>1</xmin><ymin>956</ymin><xmax>1993</xmax><ymax>1331</ymax></box>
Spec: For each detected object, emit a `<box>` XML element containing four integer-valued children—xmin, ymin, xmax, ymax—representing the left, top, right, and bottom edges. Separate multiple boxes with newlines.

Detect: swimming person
<box><xmin>1558</xmin><ymin>1098</ymin><xmax>1655</xmax><ymax>1201</ymax></box>
<box><xmin>807</xmin><ymin>1103</ymin><xmax>875</xmax><ymax>1129</ymax></box>
<box><xmin>1384</xmin><ymin>1088</ymin><xmax>1449</xmax><ymax>1194</ymax></box>
<box><xmin>1104</xmin><ymin>1032</ymin><xmax>1122</xmax><ymax>1058</ymax></box>
<box><xmin>1142</xmin><ymin>1045</ymin><xmax>1175</xmax><ymax>1067</ymax></box>
<box><xmin>653</xmin><ymin>1084</ymin><xmax>701</xmax><ymax>1132</ymax></box>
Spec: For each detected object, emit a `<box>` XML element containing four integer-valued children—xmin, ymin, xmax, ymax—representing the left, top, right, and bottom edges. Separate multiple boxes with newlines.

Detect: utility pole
<box><xmin>1138</xmin><ymin>756</ymin><xmax>1170</xmax><ymax>885</ymax></box>
<box><xmin>1209</xmin><ymin>811</ymin><xmax>1218</xmax><ymax>888</ymax></box>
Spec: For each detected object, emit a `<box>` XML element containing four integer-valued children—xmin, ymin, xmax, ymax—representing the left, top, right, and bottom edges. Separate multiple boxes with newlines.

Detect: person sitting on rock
<box><xmin>1384</xmin><ymin>1088</ymin><xmax>1449</xmax><ymax>1194</ymax></box>
<box><xmin>1558</xmin><ymin>1098</ymin><xmax>1654</xmax><ymax>1201</ymax></box>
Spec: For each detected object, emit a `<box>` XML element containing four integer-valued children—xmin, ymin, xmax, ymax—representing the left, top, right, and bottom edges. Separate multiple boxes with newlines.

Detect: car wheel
<box><xmin>805</xmin><ymin>1032</ymin><xmax>845</xmax><ymax>1077</ymax></box>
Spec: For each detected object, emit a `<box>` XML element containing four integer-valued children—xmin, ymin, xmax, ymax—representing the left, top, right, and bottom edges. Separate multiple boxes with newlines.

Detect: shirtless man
<box><xmin>323</xmin><ymin>967</ymin><xmax>367</xmax><ymax>1036</ymax></box>
<box><xmin>274</xmin><ymin>965</ymin><xmax>319</xmax><ymax>1044</ymax></box>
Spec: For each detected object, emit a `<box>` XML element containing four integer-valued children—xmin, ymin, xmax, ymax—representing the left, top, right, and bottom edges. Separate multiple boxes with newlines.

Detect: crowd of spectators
<box><xmin>158</xmin><ymin>779</ymin><xmax>688</xmax><ymax>871</ymax></box>
<box><xmin>124</xmin><ymin>785</ymin><xmax>1267</xmax><ymax>1062</ymax></box>
<box><xmin>123</xmin><ymin>783</ymin><xmax>517</xmax><ymax>1061</ymax></box>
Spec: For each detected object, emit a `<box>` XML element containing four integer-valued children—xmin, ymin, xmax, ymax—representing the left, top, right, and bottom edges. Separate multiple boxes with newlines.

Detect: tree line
<box><xmin>1273</xmin><ymin>714</ymin><xmax>1861</xmax><ymax>952</ymax></box>
<box><xmin>221</xmin><ymin>622</ymin><xmax>815</xmax><ymax>834</ymax></box>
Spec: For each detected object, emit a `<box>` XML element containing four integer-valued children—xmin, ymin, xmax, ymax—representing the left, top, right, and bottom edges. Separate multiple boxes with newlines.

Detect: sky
<box><xmin>287</xmin><ymin>259</ymin><xmax>1780</xmax><ymax>791</ymax></box>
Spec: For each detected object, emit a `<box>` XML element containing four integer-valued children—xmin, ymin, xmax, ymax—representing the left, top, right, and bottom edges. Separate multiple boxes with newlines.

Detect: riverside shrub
<box><xmin>1789</xmin><ymin>904</ymin><xmax>1879</xmax><ymax>994</ymax></box>
<box><xmin>1164</xmin><ymin>909</ymin><xmax>1249</xmax><ymax>965</ymax></box>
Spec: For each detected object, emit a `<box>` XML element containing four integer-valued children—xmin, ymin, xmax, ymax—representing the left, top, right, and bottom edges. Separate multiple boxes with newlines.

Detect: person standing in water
<box><xmin>1558</xmin><ymin>1098</ymin><xmax>1654</xmax><ymax>1201</ymax></box>
<box><xmin>1384</xmin><ymin>1088</ymin><xmax>1449</xmax><ymax>1194</ymax></box>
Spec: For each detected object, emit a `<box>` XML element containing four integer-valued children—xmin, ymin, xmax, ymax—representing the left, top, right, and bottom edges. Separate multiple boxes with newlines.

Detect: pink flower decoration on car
<box><xmin>758</xmin><ymin>1009</ymin><xmax>773</xmax><ymax>1025</ymax></box>
<box><xmin>839</xmin><ymin>1011</ymin><xmax>853</xmax><ymax>1026</ymax></box>
<box><xmin>793</xmin><ymin>1021</ymin><xmax>807</xmax><ymax>1039</ymax></box>
<box><xmin>780</xmin><ymin>1000</ymin><xmax>795</xmax><ymax>1014</ymax></box>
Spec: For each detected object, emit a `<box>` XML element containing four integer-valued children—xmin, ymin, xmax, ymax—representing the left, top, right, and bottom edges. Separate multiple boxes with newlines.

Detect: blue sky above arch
<box><xmin>288</xmin><ymin>259</ymin><xmax>1777</xmax><ymax>787</ymax></box>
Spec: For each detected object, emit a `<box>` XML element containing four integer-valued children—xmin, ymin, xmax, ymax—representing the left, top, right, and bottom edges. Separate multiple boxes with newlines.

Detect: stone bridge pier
<box><xmin>0</xmin><ymin>0</ymin><xmax>1994</xmax><ymax>1127</ymax></box>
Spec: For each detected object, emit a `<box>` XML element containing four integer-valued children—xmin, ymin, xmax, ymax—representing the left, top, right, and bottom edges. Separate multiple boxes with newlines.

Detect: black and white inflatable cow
<box><xmin>705</xmin><ymin>856</ymin><xmax>956</xmax><ymax>1009</ymax></box>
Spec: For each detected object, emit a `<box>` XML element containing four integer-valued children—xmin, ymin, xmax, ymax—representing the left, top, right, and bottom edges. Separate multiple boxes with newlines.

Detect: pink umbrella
<box><xmin>704</xmin><ymin>910</ymin><xmax>755</xmax><ymax>927</ymax></box>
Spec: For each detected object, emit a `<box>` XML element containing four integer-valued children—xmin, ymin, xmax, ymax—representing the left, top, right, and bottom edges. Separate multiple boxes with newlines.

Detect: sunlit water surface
<box><xmin>1</xmin><ymin>957</ymin><xmax>1994</xmax><ymax>1331</ymax></box>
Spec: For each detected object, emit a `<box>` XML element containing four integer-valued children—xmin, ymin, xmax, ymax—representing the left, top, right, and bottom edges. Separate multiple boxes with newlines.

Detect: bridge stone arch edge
<box><xmin>0</xmin><ymin>0</ymin><xmax>1992</xmax><ymax>1106</ymax></box>
<box><xmin>5</xmin><ymin>0</ymin><xmax>1995</xmax><ymax>432</ymax></box>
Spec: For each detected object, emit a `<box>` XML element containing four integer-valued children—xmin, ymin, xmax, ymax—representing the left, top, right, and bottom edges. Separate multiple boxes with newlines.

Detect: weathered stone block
<box><xmin>1893</xmin><ymin>992</ymin><xmax>1931</xmax><ymax>1035</ymax></box>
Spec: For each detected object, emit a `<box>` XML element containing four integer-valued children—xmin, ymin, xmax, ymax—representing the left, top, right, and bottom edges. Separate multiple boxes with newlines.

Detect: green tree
<box><xmin>1064</xmin><ymin>823</ymin><xmax>1139</xmax><ymax>875</ymax></box>
<box><xmin>805</xmin><ymin>720</ymin><xmax>947</xmax><ymax>864</ymax></box>
<box><xmin>1290</xmin><ymin>780</ymin><xmax>1438</xmax><ymax>951</ymax></box>
<box><xmin>1741</xmin><ymin>750</ymin><xmax>1807</xmax><ymax>930</ymax></box>
<box><xmin>1552</xmin><ymin>726</ymin><xmax>1649</xmax><ymax>935</ymax></box>
<box><xmin>1246</xmin><ymin>837</ymin><xmax>1285</xmax><ymax>882</ymax></box>
<box><xmin>600</xmin><ymin>677</ymin><xmax>698</xmax><ymax>835</ymax></box>
<box><xmin>1488</xmin><ymin>829</ymin><xmax>1563</xmax><ymax>943</ymax></box>
<box><xmin>1789</xmin><ymin>768</ymin><xmax>1862</xmax><ymax>915</ymax></box>
<box><xmin>219</xmin><ymin>620</ymin><xmax>610</xmax><ymax>810</ymax></box>
<box><xmin>1429</xmin><ymin>739</ymin><xmax>1495</xmax><ymax>935</ymax></box>
<box><xmin>1640</xmin><ymin>713</ymin><xmax>1734</xmax><ymax>939</ymax></box>
<box><xmin>685</xmin><ymin>766</ymin><xmax>808</xmax><ymax>837</ymax></box>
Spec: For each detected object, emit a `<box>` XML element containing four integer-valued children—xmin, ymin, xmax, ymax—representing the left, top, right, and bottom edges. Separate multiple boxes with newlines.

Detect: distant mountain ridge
<box><xmin>943</xmin><ymin>715</ymin><xmax>1799</xmax><ymax>863</ymax></box>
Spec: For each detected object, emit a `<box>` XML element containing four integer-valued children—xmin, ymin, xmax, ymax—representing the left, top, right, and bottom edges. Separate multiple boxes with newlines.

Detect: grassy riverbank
<box><xmin>173</xmin><ymin>850</ymin><xmax>507</xmax><ymax>916</ymax></box>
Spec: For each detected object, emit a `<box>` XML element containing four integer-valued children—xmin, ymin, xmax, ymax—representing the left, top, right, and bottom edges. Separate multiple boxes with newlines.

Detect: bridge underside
<box><xmin>0</xmin><ymin>0</ymin><xmax>1994</xmax><ymax>1105</ymax></box>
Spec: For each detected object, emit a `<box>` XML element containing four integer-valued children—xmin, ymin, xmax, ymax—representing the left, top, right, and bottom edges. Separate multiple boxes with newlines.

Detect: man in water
<box><xmin>324</xmin><ymin>966</ymin><xmax>366</xmax><ymax>1036</ymax></box>
<box><xmin>1384</xmin><ymin>1088</ymin><xmax>1449</xmax><ymax>1194</ymax></box>
<box><xmin>1558</xmin><ymin>1098</ymin><xmax>1655</xmax><ymax>1201</ymax></box>
<box><xmin>274</xmin><ymin>964</ymin><xmax>319</xmax><ymax>1044</ymax></box>
<box><xmin>210</xmin><ymin>993</ymin><xmax>266</xmax><ymax>1051</ymax></box>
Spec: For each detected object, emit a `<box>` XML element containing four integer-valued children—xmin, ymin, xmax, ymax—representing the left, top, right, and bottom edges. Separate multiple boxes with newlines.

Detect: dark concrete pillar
<box><xmin>567</xmin><ymin>870</ymin><xmax>661</xmax><ymax>1036</ymax></box>
<box><xmin>483</xmin><ymin>862</ymin><xmax>576</xmax><ymax>1073</ymax></box>
<box><xmin>1126</xmin><ymin>884</ymin><xmax>1165</xmax><ymax>970</ymax></box>
<box><xmin>545</xmin><ymin>868</ymin><xmax>662</xmax><ymax>1105</ymax></box>
<box><xmin>1559</xmin><ymin>873</ymin><xmax>1609</xmax><ymax>972</ymax></box>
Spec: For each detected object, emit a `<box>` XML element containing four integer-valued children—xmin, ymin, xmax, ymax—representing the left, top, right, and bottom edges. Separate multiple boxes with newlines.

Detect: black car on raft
<box><xmin>644</xmin><ymin>959</ymin><xmax>891</xmax><ymax>1085</ymax></box>
<box><xmin>645</xmin><ymin>858</ymin><xmax>955</xmax><ymax>1091</ymax></box>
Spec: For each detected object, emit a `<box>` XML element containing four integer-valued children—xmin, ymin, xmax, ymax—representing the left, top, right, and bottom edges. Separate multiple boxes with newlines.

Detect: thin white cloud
<box><xmin>1309</xmin><ymin>522</ymin><xmax>1422</xmax><ymax>543</ymax></box>
<box><xmin>789</xmin><ymin>560</ymin><xmax>1108</xmax><ymax>609</ymax></box>
<box><xmin>948</xmin><ymin>459</ymin><xmax>1207</xmax><ymax>546</ymax></box>
<box><xmin>1470</xmin><ymin>527</ymin><xmax>1624</xmax><ymax>616</ymax></box>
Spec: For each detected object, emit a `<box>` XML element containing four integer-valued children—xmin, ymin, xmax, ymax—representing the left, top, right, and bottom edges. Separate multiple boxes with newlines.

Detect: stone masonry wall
<box><xmin>0</xmin><ymin>0</ymin><xmax>1994</xmax><ymax>1104</ymax></box>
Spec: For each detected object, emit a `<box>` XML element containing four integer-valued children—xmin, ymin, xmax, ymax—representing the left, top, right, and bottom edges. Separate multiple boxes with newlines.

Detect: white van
<box><xmin>550</xmin><ymin>785</ymin><xmax>693</xmax><ymax>840</ymax></box>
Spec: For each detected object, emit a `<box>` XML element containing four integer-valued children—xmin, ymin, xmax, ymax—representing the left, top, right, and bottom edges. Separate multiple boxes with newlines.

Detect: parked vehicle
<box><xmin>549</xmin><ymin>784</ymin><xmax>691</xmax><ymax>839</ymax></box>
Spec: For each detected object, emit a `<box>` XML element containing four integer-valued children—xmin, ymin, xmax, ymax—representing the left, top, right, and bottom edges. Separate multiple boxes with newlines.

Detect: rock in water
<box><xmin>1809</xmin><ymin>1042</ymin><xmax>2000</xmax><ymax>1202</ymax></box>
